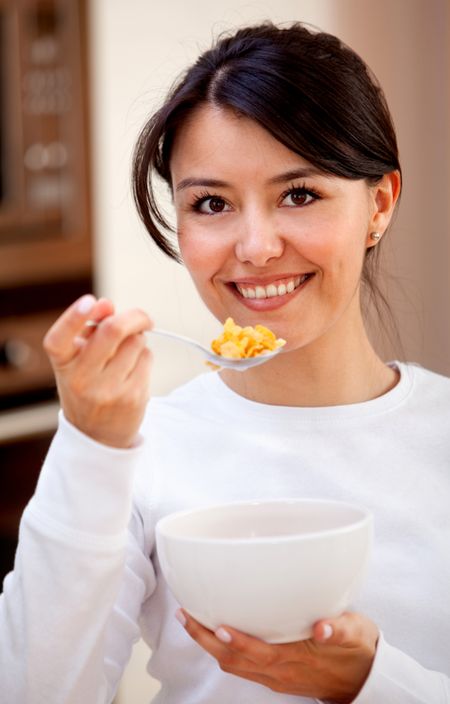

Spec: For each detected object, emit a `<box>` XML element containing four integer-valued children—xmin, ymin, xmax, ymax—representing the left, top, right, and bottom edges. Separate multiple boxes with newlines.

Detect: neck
<box><xmin>219</xmin><ymin>312</ymin><xmax>399</xmax><ymax>408</ymax></box>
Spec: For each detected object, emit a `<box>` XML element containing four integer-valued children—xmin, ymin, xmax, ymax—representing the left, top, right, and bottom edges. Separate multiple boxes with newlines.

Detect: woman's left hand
<box><xmin>176</xmin><ymin>609</ymin><xmax>379</xmax><ymax>703</ymax></box>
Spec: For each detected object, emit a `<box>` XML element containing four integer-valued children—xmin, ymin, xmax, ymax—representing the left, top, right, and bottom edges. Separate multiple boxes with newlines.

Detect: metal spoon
<box><xmin>150</xmin><ymin>328</ymin><xmax>282</xmax><ymax>371</ymax></box>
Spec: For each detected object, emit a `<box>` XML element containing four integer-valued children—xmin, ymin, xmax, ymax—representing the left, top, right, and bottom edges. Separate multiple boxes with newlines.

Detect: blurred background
<box><xmin>0</xmin><ymin>0</ymin><xmax>448</xmax><ymax>702</ymax></box>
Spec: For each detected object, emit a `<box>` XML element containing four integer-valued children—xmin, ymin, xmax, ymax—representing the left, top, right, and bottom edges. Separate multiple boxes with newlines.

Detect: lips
<box><xmin>233</xmin><ymin>274</ymin><xmax>313</xmax><ymax>300</ymax></box>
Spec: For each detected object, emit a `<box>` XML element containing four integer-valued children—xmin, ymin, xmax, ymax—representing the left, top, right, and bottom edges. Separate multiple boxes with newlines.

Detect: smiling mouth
<box><xmin>233</xmin><ymin>274</ymin><xmax>313</xmax><ymax>300</ymax></box>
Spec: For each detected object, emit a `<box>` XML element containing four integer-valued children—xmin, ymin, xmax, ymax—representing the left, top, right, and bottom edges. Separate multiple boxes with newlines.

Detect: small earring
<box><xmin>370</xmin><ymin>232</ymin><xmax>381</xmax><ymax>242</ymax></box>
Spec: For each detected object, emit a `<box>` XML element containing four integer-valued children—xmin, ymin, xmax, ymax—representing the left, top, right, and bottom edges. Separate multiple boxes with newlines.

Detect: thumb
<box><xmin>312</xmin><ymin>612</ymin><xmax>379</xmax><ymax>649</ymax></box>
<box><xmin>44</xmin><ymin>295</ymin><xmax>114</xmax><ymax>367</ymax></box>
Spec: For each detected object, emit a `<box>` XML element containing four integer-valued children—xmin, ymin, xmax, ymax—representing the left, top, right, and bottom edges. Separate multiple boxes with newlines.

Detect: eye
<box><xmin>280</xmin><ymin>186</ymin><xmax>320</xmax><ymax>208</ymax></box>
<box><xmin>192</xmin><ymin>194</ymin><xmax>232</xmax><ymax>215</ymax></box>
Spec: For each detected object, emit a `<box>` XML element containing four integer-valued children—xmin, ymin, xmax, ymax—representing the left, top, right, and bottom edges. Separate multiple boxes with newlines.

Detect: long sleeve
<box><xmin>0</xmin><ymin>412</ymin><xmax>156</xmax><ymax>704</ymax></box>
<box><xmin>352</xmin><ymin>633</ymin><xmax>450</xmax><ymax>703</ymax></box>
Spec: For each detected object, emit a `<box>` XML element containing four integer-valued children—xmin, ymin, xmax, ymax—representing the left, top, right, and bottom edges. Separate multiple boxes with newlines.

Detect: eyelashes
<box><xmin>279</xmin><ymin>183</ymin><xmax>322</xmax><ymax>206</ymax></box>
<box><xmin>188</xmin><ymin>183</ymin><xmax>322</xmax><ymax>215</ymax></box>
<box><xmin>190</xmin><ymin>190</ymin><xmax>229</xmax><ymax>214</ymax></box>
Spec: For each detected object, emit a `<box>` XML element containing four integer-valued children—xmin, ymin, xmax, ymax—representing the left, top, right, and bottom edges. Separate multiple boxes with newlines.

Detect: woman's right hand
<box><xmin>43</xmin><ymin>294</ymin><xmax>153</xmax><ymax>448</ymax></box>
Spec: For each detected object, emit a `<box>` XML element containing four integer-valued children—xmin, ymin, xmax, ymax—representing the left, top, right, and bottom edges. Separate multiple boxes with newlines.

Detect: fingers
<box><xmin>42</xmin><ymin>295</ymin><xmax>155</xmax><ymax>448</ymax></box>
<box><xmin>79</xmin><ymin>308</ymin><xmax>153</xmax><ymax>370</ymax></box>
<box><xmin>313</xmin><ymin>612</ymin><xmax>379</xmax><ymax>649</ymax></box>
<box><xmin>177</xmin><ymin>610</ymin><xmax>283</xmax><ymax>669</ymax></box>
<box><xmin>44</xmin><ymin>295</ymin><xmax>114</xmax><ymax>367</ymax></box>
<box><xmin>177</xmin><ymin>610</ymin><xmax>230</xmax><ymax>659</ymax></box>
<box><xmin>100</xmin><ymin>333</ymin><xmax>152</xmax><ymax>413</ymax></box>
<box><xmin>214</xmin><ymin>625</ymin><xmax>283</xmax><ymax>668</ymax></box>
<box><xmin>176</xmin><ymin>611</ymin><xmax>243</xmax><ymax>665</ymax></box>
<box><xmin>103</xmin><ymin>332</ymin><xmax>147</xmax><ymax>380</ymax></box>
<box><xmin>179</xmin><ymin>608</ymin><xmax>378</xmax><ymax>659</ymax></box>
<box><xmin>179</xmin><ymin>608</ymin><xmax>379</xmax><ymax>700</ymax></box>
<box><xmin>125</xmin><ymin>345</ymin><xmax>153</xmax><ymax>400</ymax></box>
<box><xmin>44</xmin><ymin>295</ymin><xmax>153</xmax><ymax>373</ymax></box>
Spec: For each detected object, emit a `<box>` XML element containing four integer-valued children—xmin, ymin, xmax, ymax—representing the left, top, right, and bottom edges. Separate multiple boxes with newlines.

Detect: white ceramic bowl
<box><xmin>156</xmin><ymin>498</ymin><xmax>372</xmax><ymax>643</ymax></box>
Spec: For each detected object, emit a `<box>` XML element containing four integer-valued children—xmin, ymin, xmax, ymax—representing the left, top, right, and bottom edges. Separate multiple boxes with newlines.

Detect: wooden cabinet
<box><xmin>0</xmin><ymin>0</ymin><xmax>92</xmax><ymax>410</ymax></box>
<box><xmin>0</xmin><ymin>0</ymin><xmax>92</xmax><ymax>578</ymax></box>
<box><xmin>0</xmin><ymin>0</ymin><xmax>92</xmax><ymax>285</ymax></box>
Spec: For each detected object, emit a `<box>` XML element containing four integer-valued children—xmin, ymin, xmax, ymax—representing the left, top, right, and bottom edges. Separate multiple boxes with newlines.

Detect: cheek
<box><xmin>178</xmin><ymin>227</ymin><xmax>224</xmax><ymax>285</ymax></box>
<box><xmin>294</xmin><ymin>226</ymin><xmax>367</xmax><ymax>305</ymax></box>
<box><xmin>300</xmin><ymin>213</ymin><xmax>367</xmax><ymax>271</ymax></box>
<box><xmin>178</xmin><ymin>228</ymin><xmax>233</xmax><ymax>323</ymax></box>
<box><xmin>292</xmin><ymin>228</ymin><xmax>346</xmax><ymax>274</ymax></box>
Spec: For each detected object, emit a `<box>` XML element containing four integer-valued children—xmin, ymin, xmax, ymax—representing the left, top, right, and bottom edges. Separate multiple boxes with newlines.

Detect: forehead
<box><xmin>170</xmin><ymin>104</ymin><xmax>314</xmax><ymax>179</ymax></box>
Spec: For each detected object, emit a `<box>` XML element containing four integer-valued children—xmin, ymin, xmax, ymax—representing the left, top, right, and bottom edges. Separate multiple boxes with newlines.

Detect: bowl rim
<box><xmin>155</xmin><ymin>497</ymin><xmax>373</xmax><ymax>545</ymax></box>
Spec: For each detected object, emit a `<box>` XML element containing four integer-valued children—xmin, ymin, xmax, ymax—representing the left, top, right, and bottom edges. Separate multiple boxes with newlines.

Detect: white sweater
<box><xmin>1</xmin><ymin>362</ymin><xmax>449</xmax><ymax>703</ymax></box>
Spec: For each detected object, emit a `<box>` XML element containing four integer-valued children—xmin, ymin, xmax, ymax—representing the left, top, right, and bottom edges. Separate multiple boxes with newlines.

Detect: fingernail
<box><xmin>175</xmin><ymin>609</ymin><xmax>187</xmax><ymax>627</ymax></box>
<box><xmin>77</xmin><ymin>294</ymin><xmax>96</xmax><ymax>315</ymax></box>
<box><xmin>215</xmin><ymin>627</ymin><xmax>232</xmax><ymax>643</ymax></box>
<box><xmin>322</xmin><ymin>624</ymin><xmax>333</xmax><ymax>640</ymax></box>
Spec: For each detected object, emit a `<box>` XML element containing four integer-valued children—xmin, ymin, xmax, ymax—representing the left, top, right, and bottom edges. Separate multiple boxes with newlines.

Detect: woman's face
<box><xmin>170</xmin><ymin>105</ymin><xmax>384</xmax><ymax>352</ymax></box>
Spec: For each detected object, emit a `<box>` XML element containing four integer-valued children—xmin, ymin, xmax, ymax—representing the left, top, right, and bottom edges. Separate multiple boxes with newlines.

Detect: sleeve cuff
<box><xmin>29</xmin><ymin>410</ymin><xmax>145</xmax><ymax>538</ymax></box>
<box><xmin>352</xmin><ymin>632</ymin><xmax>448</xmax><ymax>704</ymax></box>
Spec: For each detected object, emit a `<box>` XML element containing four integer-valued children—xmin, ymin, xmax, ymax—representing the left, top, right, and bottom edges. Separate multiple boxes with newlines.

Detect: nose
<box><xmin>234</xmin><ymin>212</ymin><xmax>285</xmax><ymax>266</ymax></box>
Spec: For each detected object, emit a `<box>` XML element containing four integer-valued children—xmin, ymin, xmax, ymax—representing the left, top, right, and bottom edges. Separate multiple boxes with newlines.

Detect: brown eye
<box><xmin>280</xmin><ymin>187</ymin><xmax>318</xmax><ymax>208</ymax></box>
<box><xmin>290</xmin><ymin>191</ymin><xmax>308</xmax><ymax>205</ymax></box>
<box><xmin>208</xmin><ymin>197</ymin><xmax>226</xmax><ymax>212</ymax></box>
<box><xmin>196</xmin><ymin>196</ymin><xmax>230</xmax><ymax>214</ymax></box>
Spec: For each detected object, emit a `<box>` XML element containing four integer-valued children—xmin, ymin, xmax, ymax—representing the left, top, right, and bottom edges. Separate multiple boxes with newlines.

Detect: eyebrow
<box><xmin>175</xmin><ymin>167</ymin><xmax>326</xmax><ymax>192</ymax></box>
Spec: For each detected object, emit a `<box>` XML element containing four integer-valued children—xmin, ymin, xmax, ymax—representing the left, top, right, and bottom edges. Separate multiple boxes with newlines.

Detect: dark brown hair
<box><xmin>132</xmin><ymin>21</ymin><xmax>402</xmax><ymax>339</ymax></box>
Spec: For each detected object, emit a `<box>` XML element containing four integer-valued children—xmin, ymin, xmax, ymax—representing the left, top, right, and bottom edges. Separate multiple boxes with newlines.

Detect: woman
<box><xmin>1</xmin><ymin>22</ymin><xmax>449</xmax><ymax>704</ymax></box>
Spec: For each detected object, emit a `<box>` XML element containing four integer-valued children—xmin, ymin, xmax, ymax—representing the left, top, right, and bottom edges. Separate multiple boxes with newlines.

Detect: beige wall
<box><xmin>333</xmin><ymin>0</ymin><xmax>450</xmax><ymax>373</ymax></box>
<box><xmin>88</xmin><ymin>1</ymin><xmax>449</xmax><ymax>702</ymax></box>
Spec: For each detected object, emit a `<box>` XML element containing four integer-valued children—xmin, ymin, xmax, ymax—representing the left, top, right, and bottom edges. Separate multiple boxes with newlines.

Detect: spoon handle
<box><xmin>150</xmin><ymin>327</ymin><xmax>208</xmax><ymax>354</ymax></box>
<box><xmin>85</xmin><ymin>321</ymin><xmax>210</xmax><ymax>355</ymax></box>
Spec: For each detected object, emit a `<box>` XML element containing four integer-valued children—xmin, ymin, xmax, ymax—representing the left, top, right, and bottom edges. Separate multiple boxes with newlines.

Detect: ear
<box><xmin>366</xmin><ymin>170</ymin><xmax>401</xmax><ymax>247</ymax></box>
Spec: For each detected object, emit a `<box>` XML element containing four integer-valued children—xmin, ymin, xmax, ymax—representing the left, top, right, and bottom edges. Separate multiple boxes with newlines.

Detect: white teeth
<box><xmin>236</xmin><ymin>275</ymin><xmax>311</xmax><ymax>300</ymax></box>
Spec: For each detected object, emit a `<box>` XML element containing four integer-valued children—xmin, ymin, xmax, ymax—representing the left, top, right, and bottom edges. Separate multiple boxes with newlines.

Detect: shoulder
<box><xmin>404</xmin><ymin>361</ymin><xmax>450</xmax><ymax>388</ymax></box>
<box><xmin>400</xmin><ymin>361</ymin><xmax>450</xmax><ymax>409</ymax></box>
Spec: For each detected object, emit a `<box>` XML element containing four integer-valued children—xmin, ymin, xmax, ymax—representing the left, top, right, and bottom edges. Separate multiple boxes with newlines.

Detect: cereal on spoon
<box><xmin>211</xmin><ymin>317</ymin><xmax>286</xmax><ymax>360</ymax></box>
